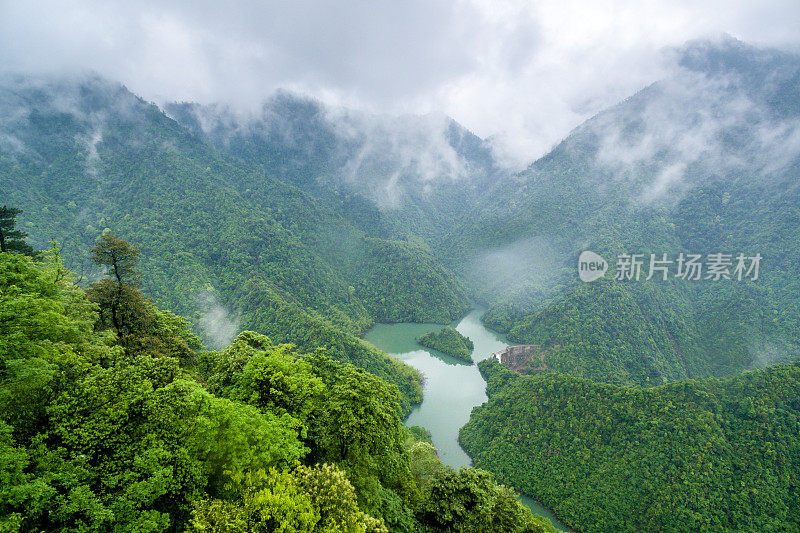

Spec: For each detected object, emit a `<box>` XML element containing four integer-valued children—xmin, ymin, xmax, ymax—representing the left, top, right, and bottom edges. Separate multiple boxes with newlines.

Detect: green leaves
<box><xmin>416</xmin><ymin>468</ymin><xmax>548</xmax><ymax>533</ymax></box>
<box><xmin>185</xmin><ymin>380</ymin><xmax>307</xmax><ymax>495</ymax></box>
<box><xmin>461</xmin><ymin>364</ymin><xmax>800</xmax><ymax>532</ymax></box>
<box><xmin>0</xmin><ymin>206</ymin><xmax>35</xmax><ymax>256</ymax></box>
<box><xmin>190</xmin><ymin>465</ymin><xmax>387</xmax><ymax>533</ymax></box>
<box><xmin>417</xmin><ymin>327</ymin><xmax>474</xmax><ymax>361</ymax></box>
<box><xmin>209</xmin><ymin>332</ymin><xmax>325</xmax><ymax>423</ymax></box>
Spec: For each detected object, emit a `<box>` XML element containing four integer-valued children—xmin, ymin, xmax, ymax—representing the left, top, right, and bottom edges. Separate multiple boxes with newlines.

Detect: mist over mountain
<box><xmin>448</xmin><ymin>38</ymin><xmax>800</xmax><ymax>532</ymax></box>
<box><xmin>441</xmin><ymin>38</ymin><xmax>800</xmax><ymax>385</ymax></box>
<box><xmin>164</xmin><ymin>94</ymin><xmax>505</xmax><ymax>241</ymax></box>
<box><xmin>4</xmin><ymin>34</ymin><xmax>800</xmax><ymax>532</ymax></box>
<box><xmin>4</xmin><ymin>38</ymin><xmax>799</xmax><ymax>385</ymax></box>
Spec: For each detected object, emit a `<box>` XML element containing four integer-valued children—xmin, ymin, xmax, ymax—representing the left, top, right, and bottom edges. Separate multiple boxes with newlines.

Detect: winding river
<box><xmin>364</xmin><ymin>308</ymin><xmax>569</xmax><ymax>531</ymax></box>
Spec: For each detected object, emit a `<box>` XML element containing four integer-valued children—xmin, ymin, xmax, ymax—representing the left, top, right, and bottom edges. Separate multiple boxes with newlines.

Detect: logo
<box><xmin>578</xmin><ymin>251</ymin><xmax>608</xmax><ymax>282</ymax></box>
<box><xmin>577</xmin><ymin>251</ymin><xmax>761</xmax><ymax>282</ymax></box>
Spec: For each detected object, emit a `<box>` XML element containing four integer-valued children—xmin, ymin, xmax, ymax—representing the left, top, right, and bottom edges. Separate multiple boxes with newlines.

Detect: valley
<box><xmin>365</xmin><ymin>309</ymin><xmax>570</xmax><ymax>531</ymax></box>
<box><xmin>3</xmin><ymin>35</ymin><xmax>800</xmax><ymax>532</ymax></box>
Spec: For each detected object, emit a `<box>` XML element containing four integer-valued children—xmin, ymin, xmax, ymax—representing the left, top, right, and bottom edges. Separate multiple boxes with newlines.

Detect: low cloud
<box><xmin>2</xmin><ymin>1</ymin><xmax>799</xmax><ymax>169</ymax></box>
<box><xmin>749</xmin><ymin>338</ymin><xmax>798</xmax><ymax>369</ymax></box>
<box><xmin>590</xmin><ymin>63</ymin><xmax>800</xmax><ymax>205</ymax></box>
<box><xmin>197</xmin><ymin>290</ymin><xmax>240</xmax><ymax>350</ymax></box>
<box><xmin>167</xmin><ymin>97</ymin><xmax>489</xmax><ymax>210</ymax></box>
<box><xmin>331</xmin><ymin>111</ymin><xmax>470</xmax><ymax>208</ymax></box>
<box><xmin>466</xmin><ymin>236</ymin><xmax>566</xmax><ymax>304</ymax></box>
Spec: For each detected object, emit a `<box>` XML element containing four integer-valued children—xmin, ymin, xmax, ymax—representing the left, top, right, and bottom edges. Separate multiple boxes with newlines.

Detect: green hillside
<box><xmin>461</xmin><ymin>358</ymin><xmax>800</xmax><ymax>532</ymax></box>
<box><xmin>455</xmin><ymin>40</ymin><xmax>800</xmax><ymax>532</ymax></box>
<box><xmin>0</xmin><ymin>247</ymin><xmax>555</xmax><ymax>532</ymax></box>
<box><xmin>449</xmin><ymin>39</ymin><xmax>800</xmax><ymax>386</ymax></box>
<box><xmin>0</xmin><ymin>74</ymin><xmax>476</xmax><ymax>409</ymax></box>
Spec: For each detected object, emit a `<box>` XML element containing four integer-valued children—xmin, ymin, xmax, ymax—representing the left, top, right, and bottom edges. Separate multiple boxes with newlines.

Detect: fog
<box><xmin>588</xmin><ymin>58</ymin><xmax>800</xmax><ymax>205</ymax></box>
<box><xmin>197</xmin><ymin>290</ymin><xmax>241</xmax><ymax>350</ymax></box>
<box><xmin>2</xmin><ymin>0</ymin><xmax>799</xmax><ymax>168</ymax></box>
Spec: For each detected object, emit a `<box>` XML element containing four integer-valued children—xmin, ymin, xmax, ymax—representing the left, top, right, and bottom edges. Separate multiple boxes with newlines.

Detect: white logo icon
<box><xmin>578</xmin><ymin>251</ymin><xmax>608</xmax><ymax>282</ymax></box>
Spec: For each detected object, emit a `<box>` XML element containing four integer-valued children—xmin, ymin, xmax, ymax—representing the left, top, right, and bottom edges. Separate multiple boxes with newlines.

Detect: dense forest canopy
<box><xmin>0</xmin><ymin>236</ymin><xmax>555</xmax><ymax>532</ymax></box>
<box><xmin>461</xmin><ymin>359</ymin><xmax>800</xmax><ymax>532</ymax></box>
<box><xmin>2</xmin><ymin>36</ymin><xmax>800</xmax><ymax>532</ymax></box>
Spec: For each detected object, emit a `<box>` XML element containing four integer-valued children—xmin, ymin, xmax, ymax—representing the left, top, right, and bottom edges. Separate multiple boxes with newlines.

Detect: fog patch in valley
<box><xmin>197</xmin><ymin>289</ymin><xmax>241</xmax><ymax>350</ymax></box>
<box><xmin>749</xmin><ymin>337</ymin><xmax>798</xmax><ymax>370</ymax></box>
<box><xmin>465</xmin><ymin>236</ymin><xmax>567</xmax><ymax>305</ymax></box>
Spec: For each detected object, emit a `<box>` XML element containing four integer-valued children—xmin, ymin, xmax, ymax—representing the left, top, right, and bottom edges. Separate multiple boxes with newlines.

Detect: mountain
<box><xmin>0</xmin><ymin>72</ymin><xmax>559</xmax><ymax>533</ymax></box>
<box><xmin>461</xmin><ymin>358</ymin><xmax>800</xmax><ymax>532</ymax></box>
<box><xmin>163</xmin><ymin>95</ymin><xmax>503</xmax><ymax>245</ymax></box>
<box><xmin>5</xmin><ymin>36</ymin><xmax>800</xmax><ymax>531</ymax></box>
<box><xmin>0</xmin><ymin>73</ymin><xmax>483</xmax><ymax>412</ymax></box>
<box><xmin>451</xmin><ymin>37</ymin><xmax>800</xmax><ymax>386</ymax></box>
<box><xmin>457</xmin><ymin>37</ymin><xmax>800</xmax><ymax>531</ymax></box>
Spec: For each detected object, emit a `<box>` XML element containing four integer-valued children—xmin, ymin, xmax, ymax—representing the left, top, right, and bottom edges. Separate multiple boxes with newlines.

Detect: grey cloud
<box><xmin>590</xmin><ymin>60</ymin><xmax>800</xmax><ymax>205</ymax></box>
<box><xmin>2</xmin><ymin>1</ymin><xmax>799</xmax><ymax>169</ymax></box>
<box><xmin>331</xmin><ymin>111</ymin><xmax>470</xmax><ymax>208</ymax></box>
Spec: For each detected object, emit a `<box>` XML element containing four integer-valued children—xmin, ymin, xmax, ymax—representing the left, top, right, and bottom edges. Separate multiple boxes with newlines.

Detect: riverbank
<box><xmin>364</xmin><ymin>308</ymin><xmax>572</xmax><ymax>532</ymax></box>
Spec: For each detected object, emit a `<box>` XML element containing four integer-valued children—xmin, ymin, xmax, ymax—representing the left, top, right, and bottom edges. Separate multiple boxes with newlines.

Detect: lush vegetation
<box><xmin>4</xmin><ymin>39</ymin><xmax>800</xmax><ymax>532</ymax></box>
<box><xmin>461</xmin><ymin>359</ymin><xmax>800</xmax><ymax>532</ymax></box>
<box><xmin>0</xmin><ymin>76</ymin><xmax>478</xmax><ymax>412</ymax></box>
<box><xmin>417</xmin><ymin>327</ymin><xmax>474</xmax><ymax>362</ymax></box>
<box><xmin>445</xmin><ymin>40</ymin><xmax>800</xmax><ymax>388</ymax></box>
<box><xmin>0</xmin><ymin>207</ymin><xmax>35</xmax><ymax>256</ymax></box>
<box><xmin>0</xmin><ymin>235</ymin><xmax>556</xmax><ymax>532</ymax></box>
<box><xmin>355</xmin><ymin>239</ymin><xmax>470</xmax><ymax>324</ymax></box>
<box><xmin>6</xmin><ymin>43</ymin><xmax>799</xmax><ymax>394</ymax></box>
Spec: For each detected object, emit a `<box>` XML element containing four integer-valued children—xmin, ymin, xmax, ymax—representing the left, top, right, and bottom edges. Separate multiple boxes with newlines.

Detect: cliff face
<box><xmin>491</xmin><ymin>344</ymin><xmax>549</xmax><ymax>373</ymax></box>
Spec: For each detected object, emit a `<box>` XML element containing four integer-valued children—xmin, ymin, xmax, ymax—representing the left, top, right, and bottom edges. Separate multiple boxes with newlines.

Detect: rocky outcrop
<box><xmin>490</xmin><ymin>344</ymin><xmax>548</xmax><ymax>373</ymax></box>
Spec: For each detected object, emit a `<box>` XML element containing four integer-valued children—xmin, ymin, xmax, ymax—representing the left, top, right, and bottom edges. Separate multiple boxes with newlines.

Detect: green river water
<box><xmin>364</xmin><ymin>308</ymin><xmax>570</xmax><ymax>532</ymax></box>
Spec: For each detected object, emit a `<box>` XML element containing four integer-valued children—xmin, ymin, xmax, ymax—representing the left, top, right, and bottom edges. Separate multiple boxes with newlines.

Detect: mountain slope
<box><xmin>461</xmin><ymin>358</ymin><xmax>800</xmax><ymax>532</ymax></box>
<box><xmin>0</xmin><ymin>74</ymin><xmax>476</xmax><ymax>409</ymax></box>
<box><xmin>451</xmin><ymin>38</ymin><xmax>800</xmax><ymax>385</ymax></box>
<box><xmin>164</xmin><ymin>95</ymin><xmax>505</xmax><ymax>247</ymax></box>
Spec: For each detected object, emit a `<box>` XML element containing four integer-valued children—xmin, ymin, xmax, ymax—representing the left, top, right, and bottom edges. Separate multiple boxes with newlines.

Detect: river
<box><xmin>364</xmin><ymin>308</ymin><xmax>569</xmax><ymax>532</ymax></box>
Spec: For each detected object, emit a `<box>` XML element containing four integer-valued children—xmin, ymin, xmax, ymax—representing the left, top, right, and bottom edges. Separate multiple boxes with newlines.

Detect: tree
<box><xmin>87</xmin><ymin>233</ymin><xmax>195</xmax><ymax>358</ymax></box>
<box><xmin>416</xmin><ymin>468</ymin><xmax>548</xmax><ymax>533</ymax></box>
<box><xmin>91</xmin><ymin>232</ymin><xmax>141</xmax><ymax>286</ymax></box>
<box><xmin>0</xmin><ymin>251</ymin><xmax>117</xmax><ymax>443</ymax></box>
<box><xmin>214</xmin><ymin>333</ymin><xmax>325</xmax><ymax>423</ymax></box>
<box><xmin>0</xmin><ymin>206</ymin><xmax>34</xmax><ymax>255</ymax></box>
<box><xmin>309</xmin><ymin>356</ymin><xmax>417</xmax><ymax>513</ymax></box>
<box><xmin>189</xmin><ymin>465</ymin><xmax>387</xmax><ymax>533</ymax></box>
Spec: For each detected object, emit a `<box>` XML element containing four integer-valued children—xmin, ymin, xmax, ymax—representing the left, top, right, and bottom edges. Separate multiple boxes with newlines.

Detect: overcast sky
<box><xmin>1</xmin><ymin>0</ymin><xmax>799</xmax><ymax>167</ymax></box>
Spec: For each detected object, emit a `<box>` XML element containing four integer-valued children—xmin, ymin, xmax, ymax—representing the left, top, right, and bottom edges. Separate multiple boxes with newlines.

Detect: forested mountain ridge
<box><xmin>1</xmin><ymin>73</ymin><xmax>477</xmax><ymax>410</ymax></box>
<box><xmin>449</xmin><ymin>37</ymin><xmax>800</xmax><ymax>386</ymax></box>
<box><xmin>455</xmin><ymin>38</ymin><xmax>800</xmax><ymax>532</ymax></box>
<box><xmin>5</xmin><ymin>36</ymin><xmax>800</xmax><ymax>532</ymax></box>
<box><xmin>460</xmin><ymin>358</ymin><xmax>800</xmax><ymax>532</ymax></box>
<box><xmin>164</xmin><ymin>95</ymin><xmax>503</xmax><ymax>246</ymax></box>
<box><xmin>5</xmin><ymin>39</ymin><xmax>798</xmax><ymax>392</ymax></box>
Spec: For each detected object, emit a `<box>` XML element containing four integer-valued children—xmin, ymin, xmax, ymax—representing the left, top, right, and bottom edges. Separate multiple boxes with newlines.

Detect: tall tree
<box><xmin>91</xmin><ymin>232</ymin><xmax>141</xmax><ymax>286</ymax></box>
<box><xmin>87</xmin><ymin>233</ymin><xmax>195</xmax><ymax>358</ymax></box>
<box><xmin>0</xmin><ymin>206</ymin><xmax>35</xmax><ymax>255</ymax></box>
<box><xmin>87</xmin><ymin>233</ymin><xmax>146</xmax><ymax>340</ymax></box>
